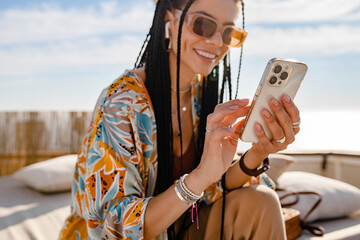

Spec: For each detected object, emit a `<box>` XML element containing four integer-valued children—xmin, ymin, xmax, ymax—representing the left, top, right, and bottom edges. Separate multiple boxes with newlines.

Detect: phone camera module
<box><xmin>274</xmin><ymin>65</ymin><xmax>282</xmax><ymax>74</ymax></box>
<box><xmin>269</xmin><ymin>76</ymin><xmax>277</xmax><ymax>85</ymax></box>
<box><xmin>280</xmin><ymin>72</ymin><xmax>289</xmax><ymax>80</ymax></box>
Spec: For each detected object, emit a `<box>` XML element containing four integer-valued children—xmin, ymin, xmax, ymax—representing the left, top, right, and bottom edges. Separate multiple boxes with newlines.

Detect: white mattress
<box><xmin>0</xmin><ymin>176</ymin><xmax>71</xmax><ymax>240</ymax></box>
<box><xmin>1</xmin><ymin>175</ymin><xmax>359</xmax><ymax>240</ymax></box>
<box><xmin>297</xmin><ymin>211</ymin><xmax>360</xmax><ymax>240</ymax></box>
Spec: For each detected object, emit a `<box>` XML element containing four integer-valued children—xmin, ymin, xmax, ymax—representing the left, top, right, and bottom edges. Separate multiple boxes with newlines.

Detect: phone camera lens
<box><xmin>280</xmin><ymin>71</ymin><xmax>288</xmax><ymax>80</ymax></box>
<box><xmin>274</xmin><ymin>65</ymin><xmax>282</xmax><ymax>74</ymax></box>
<box><xmin>269</xmin><ymin>76</ymin><xmax>277</xmax><ymax>84</ymax></box>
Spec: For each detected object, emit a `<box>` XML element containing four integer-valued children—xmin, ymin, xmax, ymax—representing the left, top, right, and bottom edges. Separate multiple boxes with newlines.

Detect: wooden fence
<box><xmin>0</xmin><ymin>111</ymin><xmax>92</xmax><ymax>176</ymax></box>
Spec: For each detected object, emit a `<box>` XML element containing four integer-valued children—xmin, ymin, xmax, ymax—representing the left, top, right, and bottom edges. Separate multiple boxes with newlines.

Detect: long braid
<box><xmin>175</xmin><ymin>0</ymin><xmax>196</xmax><ymax>183</ymax></box>
<box><xmin>145</xmin><ymin>0</ymin><xmax>174</xmax><ymax>196</ymax></box>
<box><xmin>228</xmin><ymin>52</ymin><xmax>233</xmax><ymax>100</ymax></box>
<box><xmin>196</xmin><ymin>67</ymin><xmax>219</xmax><ymax>167</ymax></box>
<box><xmin>220</xmin><ymin>3</ymin><xmax>246</xmax><ymax>239</ymax></box>
<box><xmin>219</xmin><ymin>58</ymin><xmax>227</xmax><ymax>104</ymax></box>
<box><xmin>219</xmin><ymin>53</ymin><xmax>232</xmax><ymax>103</ymax></box>
<box><xmin>134</xmin><ymin>32</ymin><xmax>150</xmax><ymax>68</ymax></box>
<box><xmin>234</xmin><ymin>0</ymin><xmax>245</xmax><ymax>99</ymax></box>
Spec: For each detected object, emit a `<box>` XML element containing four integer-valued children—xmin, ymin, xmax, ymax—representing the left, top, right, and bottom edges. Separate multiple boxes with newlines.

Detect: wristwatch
<box><xmin>239</xmin><ymin>150</ymin><xmax>270</xmax><ymax>177</ymax></box>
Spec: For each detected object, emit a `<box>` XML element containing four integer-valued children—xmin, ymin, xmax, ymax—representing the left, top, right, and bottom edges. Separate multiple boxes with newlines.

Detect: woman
<box><xmin>60</xmin><ymin>0</ymin><xmax>301</xmax><ymax>239</ymax></box>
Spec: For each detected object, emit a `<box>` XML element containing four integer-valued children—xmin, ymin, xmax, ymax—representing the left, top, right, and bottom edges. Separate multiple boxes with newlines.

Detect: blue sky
<box><xmin>1</xmin><ymin>0</ymin><xmax>360</xmax><ymax>112</ymax></box>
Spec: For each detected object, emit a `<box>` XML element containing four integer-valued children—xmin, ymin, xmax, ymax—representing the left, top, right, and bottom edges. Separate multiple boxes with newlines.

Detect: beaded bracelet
<box><xmin>174</xmin><ymin>174</ymin><xmax>204</xmax><ymax>205</ymax></box>
<box><xmin>176</xmin><ymin>180</ymin><xmax>196</xmax><ymax>204</ymax></box>
<box><xmin>180</xmin><ymin>174</ymin><xmax>204</xmax><ymax>199</ymax></box>
<box><xmin>174</xmin><ymin>182</ymin><xmax>191</xmax><ymax>205</ymax></box>
<box><xmin>174</xmin><ymin>174</ymin><xmax>204</xmax><ymax>229</ymax></box>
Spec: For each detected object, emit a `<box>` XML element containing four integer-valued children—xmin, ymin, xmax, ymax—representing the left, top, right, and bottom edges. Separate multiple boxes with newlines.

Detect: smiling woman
<box><xmin>2</xmin><ymin>0</ymin><xmax>359</xmax><ymax>239</ymax></box>
<box><xmin>57</xmin><ymin>0</ymin><xmax>297</xmax><ymax>239</ymax></box>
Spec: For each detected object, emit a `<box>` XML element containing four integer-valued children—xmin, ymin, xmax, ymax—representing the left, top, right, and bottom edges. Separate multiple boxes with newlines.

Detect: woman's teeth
<box><xmin>196</xmin><ymin>50</ymin><xmax>216</xmax><ymax>59</ymax></box>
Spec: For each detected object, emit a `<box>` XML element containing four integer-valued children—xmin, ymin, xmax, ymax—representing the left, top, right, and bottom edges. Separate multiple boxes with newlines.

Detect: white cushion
<box><xmin>266</xmin><ymin>154</ymin><xmax>296</xmax><ymax>183</ymax></box>
<box><xmin>277</xmin><ymin>171</ymin><xmax>360</xmax><ymax>222</ymax></box>
<box><xmin>12</xmin><ymin>154</ymin><xmax>77</xmax><ymax>193</ymax></box>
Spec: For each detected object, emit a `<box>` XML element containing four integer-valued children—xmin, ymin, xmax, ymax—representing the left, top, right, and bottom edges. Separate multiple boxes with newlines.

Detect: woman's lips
<box><xmin>195</xmin><ymin>49</ymin><xmax>217</xmax><ymax>62</ymax></box>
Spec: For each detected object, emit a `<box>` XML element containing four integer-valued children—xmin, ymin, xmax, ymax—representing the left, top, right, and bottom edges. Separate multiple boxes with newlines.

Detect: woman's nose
<box><xmin>206</xmin><ymin>31</ymin><xmax>223</xmax><ymax>47</ymax></box>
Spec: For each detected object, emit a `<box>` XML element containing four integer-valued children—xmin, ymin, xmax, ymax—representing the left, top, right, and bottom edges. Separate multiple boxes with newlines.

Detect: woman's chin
<box><xmin>196</xmin><ymin>67</ymin><xmax>216</xmax><ymax>76</ymax></box>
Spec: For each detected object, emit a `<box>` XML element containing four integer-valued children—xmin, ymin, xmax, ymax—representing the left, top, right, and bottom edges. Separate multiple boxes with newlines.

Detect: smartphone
<box><xmin>239</xmin><ymin>58</ymin><xmax>308</xmax><ymax>142</ymax></box>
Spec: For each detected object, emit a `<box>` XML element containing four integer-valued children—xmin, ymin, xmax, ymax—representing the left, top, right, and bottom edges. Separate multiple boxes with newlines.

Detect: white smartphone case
<box><xmin>240</xmin><ymin>58</ymin><xmax>308</xmax><ymax>142</ymax></box>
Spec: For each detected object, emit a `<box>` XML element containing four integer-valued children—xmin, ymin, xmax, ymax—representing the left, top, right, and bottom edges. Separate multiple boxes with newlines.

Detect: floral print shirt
<box><xmin>59</xmin><ymin>70</ymin><xmax>273</xmax><ymax>240</ymax></box>
<box><xmin>59</xmin><ymin>70</ymin><xmax>222</xmax><ymax>240</ymax></box>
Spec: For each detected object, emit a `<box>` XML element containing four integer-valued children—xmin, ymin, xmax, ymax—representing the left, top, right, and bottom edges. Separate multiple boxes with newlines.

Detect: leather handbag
<box><xmin>283</xmin><ymin>208</ymin><xmax>302</xmax><ymax>240</ymax></box>
<box><xmin>277</xmin><ymin>188</ymin><xmax>325</xmax><ymax>239</ymax></box>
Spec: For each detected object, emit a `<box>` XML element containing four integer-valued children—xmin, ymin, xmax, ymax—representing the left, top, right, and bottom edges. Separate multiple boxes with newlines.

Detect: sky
<box><xmin>0</xmin><ymin>0</ymin><xmax>360</xmax><ymax>112</ymax></box>
<box><xmin>0</xmin><ymin>0</ymin><xmax>359</xmax><ymax>151</ymax></box>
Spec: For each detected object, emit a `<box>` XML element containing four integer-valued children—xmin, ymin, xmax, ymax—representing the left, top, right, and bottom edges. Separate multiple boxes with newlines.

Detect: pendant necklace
<box><xmin>171</xmin><ymin>85</ymin><xmax>191</xmax><ymax>94</ymax></box>
<box><xmin>173</xmin><ymin>97</ymin><xmax>191</xmax><ymax>138</ymax></box>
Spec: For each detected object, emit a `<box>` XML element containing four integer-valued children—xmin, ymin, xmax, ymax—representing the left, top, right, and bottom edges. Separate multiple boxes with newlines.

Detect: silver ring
<box><xmin>205</xmin><ymin>127</ymin><xmax>212</xmax><ymax>133</ymax></box>
<box><xmin>275</xmin><ymin>136</ymin><xmax>286</xmax><ymax>144</ymax></box>
<box><xmin>222</xmin><ymin>121</ymin><xmax>232</xmax><ymax>128</ymax></box>
<box><xmin>292</xmin><ymin>125</ymin><xmax>300</xmax><ymax>129</ymax></box>
<box><xmin>292</xmin><ymin>118</ymin><xmax>301</xmax><ymax>127</ymax></box>
<box><xmin>229</xmin><ymin>135</ymin><xmax>238</xmax><ymax>142</ymax></box>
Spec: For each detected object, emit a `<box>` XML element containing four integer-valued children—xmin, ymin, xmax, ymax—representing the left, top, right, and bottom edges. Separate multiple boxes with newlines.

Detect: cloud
<box><xmin>0</xmin><ymin>1</ymin><xmax>154</xmax><ymax>45</ymax></box>
<box><xmin>0</xmin><ymin>0</ymin><xmax>359</xmax><ymax>78</ymax></box>
<box><xmin>245</xmin><ymin>0</ymin><xmax>360</xmax><ymax>23</ymax></box>
<box><xmin>0</xmin><ymin>1</ymin><xmax>153</xmax><ymax>76</ymax></box>
<box><xmin>0</xmin><ymin>35</ymin><xmax>144</xmax><ymax>76</ymax></box>
<box><xmin>244</xmin><ymin>24</ymin><xmax>360</xmax><ymax>56</ymax></box>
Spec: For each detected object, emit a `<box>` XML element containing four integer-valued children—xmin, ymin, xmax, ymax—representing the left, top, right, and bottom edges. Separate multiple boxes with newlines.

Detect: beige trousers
<box><xmin>175</xmin><ymin>185</ymin><xmax>286</xmax><ymax>240</ymax></box>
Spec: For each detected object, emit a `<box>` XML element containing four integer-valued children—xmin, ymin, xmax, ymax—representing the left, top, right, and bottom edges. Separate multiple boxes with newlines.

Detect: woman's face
<box><xmin>167</xmin><ymin>0</ymin><xmax>239</xmax><ymax>76</ymax></box>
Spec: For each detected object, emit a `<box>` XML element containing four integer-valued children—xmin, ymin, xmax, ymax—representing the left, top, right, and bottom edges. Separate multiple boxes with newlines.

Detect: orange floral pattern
<box><xmin>59</xmin><ymin>70</ymin><xmax>270</xmax><ymax>240</ymax></box>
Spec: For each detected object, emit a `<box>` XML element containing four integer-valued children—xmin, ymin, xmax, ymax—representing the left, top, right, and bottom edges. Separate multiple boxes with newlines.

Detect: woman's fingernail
<box><xmin>255</xmin><ymin>123</ymin><xmax>262</xmax><ymax>132</ymax></box>
<box><xmin>229</xmin><ymin>105</ymin><xmax>239</xmax><ymax>110</ymax></box>
<box><xmin>227</xmin><ymin>127</ymin><xmax>235</xmax><ymax>133</ymax></box>
<box><xmin>272</xmin><ymin>98</ymin><xmax>279</xmax><ymax>107</ymax></box>
<box><xmin>284</xmin><ymin>95</ymin><xmax>291</xmax><ymax>103</ymax></box>
<box><xmin>239</xmin><ymin>98</ymin><xmax>249</xmax><ymax>103</ymax></box>
<box><xmin>263</xmin><ymin>110</ymin><xmax>271</xmax><ymax>119</ymax></box>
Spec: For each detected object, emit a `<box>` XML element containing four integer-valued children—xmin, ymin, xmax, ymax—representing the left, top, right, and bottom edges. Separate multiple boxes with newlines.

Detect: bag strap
<box><xmin>276</xmin><ymin>188</ymin><xmax>325</xmax><ymax>236</ymax></box>
<box><xmin>276</xmin><ymin>188</ymin><xmax>299</xmax><ymax>207</ymax></box>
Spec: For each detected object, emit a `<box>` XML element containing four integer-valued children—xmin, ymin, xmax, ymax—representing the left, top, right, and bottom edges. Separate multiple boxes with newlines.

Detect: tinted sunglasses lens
<box><xmin>223</xmin><ymin>27</ymin><xmax>246</xmax><ymax>47</ymax></box>
<box><xmin>193</xmin><ymin>16</ymin><xmax>217</xmax><ymax>38</ymax></box>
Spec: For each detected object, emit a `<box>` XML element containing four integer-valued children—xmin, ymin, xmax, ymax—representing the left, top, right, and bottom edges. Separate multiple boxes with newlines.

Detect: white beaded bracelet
<box><xmin>180</xmin><ymin>174</ymin><xmax>204</xmax><ymax>199</ymax></box>
<box><xmin>174</xmin><ymin>174</ymin><xmax>203</xmax><ymax>229</ymax></box>
<box><xmin>174</xmin><ymin>174</ymin><xmax>204</xmax><ymax>206</ymax></box>
<box><xmin>174</xmin><ymin>182</ymin><xmax>192</xmax><ymax>205</ymax></box>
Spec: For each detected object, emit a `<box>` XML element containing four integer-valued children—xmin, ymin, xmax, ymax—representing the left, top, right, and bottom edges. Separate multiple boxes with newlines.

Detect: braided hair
<box><xmin>134</xmin><ymin>0</ymin><xmax>245</xmax><ymax>237</ymax></box>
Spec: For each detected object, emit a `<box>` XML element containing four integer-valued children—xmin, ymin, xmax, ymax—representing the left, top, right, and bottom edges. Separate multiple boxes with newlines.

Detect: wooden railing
<box><xmin>0</xmin><ymin>111</ymin><xmax>92</xmax><ymax>176</ymax></box>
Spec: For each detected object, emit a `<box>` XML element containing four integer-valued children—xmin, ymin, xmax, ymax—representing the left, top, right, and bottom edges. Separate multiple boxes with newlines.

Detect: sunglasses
<box><xmin>175</xmin><ymin>10</ymin><xmax>247</xmax><ymax>48</ymax></box>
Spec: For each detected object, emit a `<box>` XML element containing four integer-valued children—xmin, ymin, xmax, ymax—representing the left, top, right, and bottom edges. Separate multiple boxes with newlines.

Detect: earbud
<box><xmin>165</xmin><ymin>21</ymin><xmax>170</xmax><ymax>39</ymax></box>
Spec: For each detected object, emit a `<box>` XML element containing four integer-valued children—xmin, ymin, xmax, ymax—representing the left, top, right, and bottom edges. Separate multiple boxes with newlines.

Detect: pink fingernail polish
<box><xmin>272</xmin><ymin>98</ymin><xmax>279</xmax><ymax>107</ymax></box>
<box><xmin>255</xmin><ymin>123</ymin><xmax>262</xmax><ymax>132</ymax></box>
<box><xmin>227</xmin><ymin>127</ymin><xmax>235</xmax><ymax>133</ymax></box>
<box><xmin>264</xmin><ymin>110</ymin><xmax>271</xmax><ymax>119</ymax></box>
<box><xmin>285</xmin><ymin>95</ymin><xmax>291</xmax><ymax>103</ymax></box>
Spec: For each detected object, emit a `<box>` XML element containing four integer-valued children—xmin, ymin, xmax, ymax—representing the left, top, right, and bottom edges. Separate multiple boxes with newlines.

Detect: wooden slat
<box><xmin>0</xmin><ymin>111</ymin><xmax>92</xmax><ymax>176</ymax></box>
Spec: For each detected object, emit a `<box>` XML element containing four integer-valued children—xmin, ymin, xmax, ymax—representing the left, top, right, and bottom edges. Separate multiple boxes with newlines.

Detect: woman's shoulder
<box><xmin>94</xmin><ymin>68</ymin><xmax>152</xmax><ymax>115</ymax></box>
<box><xmin>107</xmin><ymin>68</ymin><xmax>146</xmax><ymax>97</ymax></box>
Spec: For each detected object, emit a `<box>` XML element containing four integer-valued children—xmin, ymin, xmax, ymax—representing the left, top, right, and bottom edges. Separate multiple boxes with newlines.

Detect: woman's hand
<box><xmin>251</xmin><ymin>94</ymin><xmax>301</xmax><ymax>156</ymax></box>
<box><xmin>192</xmin><ymin>98</ymin><xmax>250</xmax><ymax>188</ymax></box>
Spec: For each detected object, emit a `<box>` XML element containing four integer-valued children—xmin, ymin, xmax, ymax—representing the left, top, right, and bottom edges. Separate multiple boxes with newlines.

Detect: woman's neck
<box><xmin>168</xmin><ymin>52</ymin><xmax>194</xmax><ymax>93</ymax></box>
